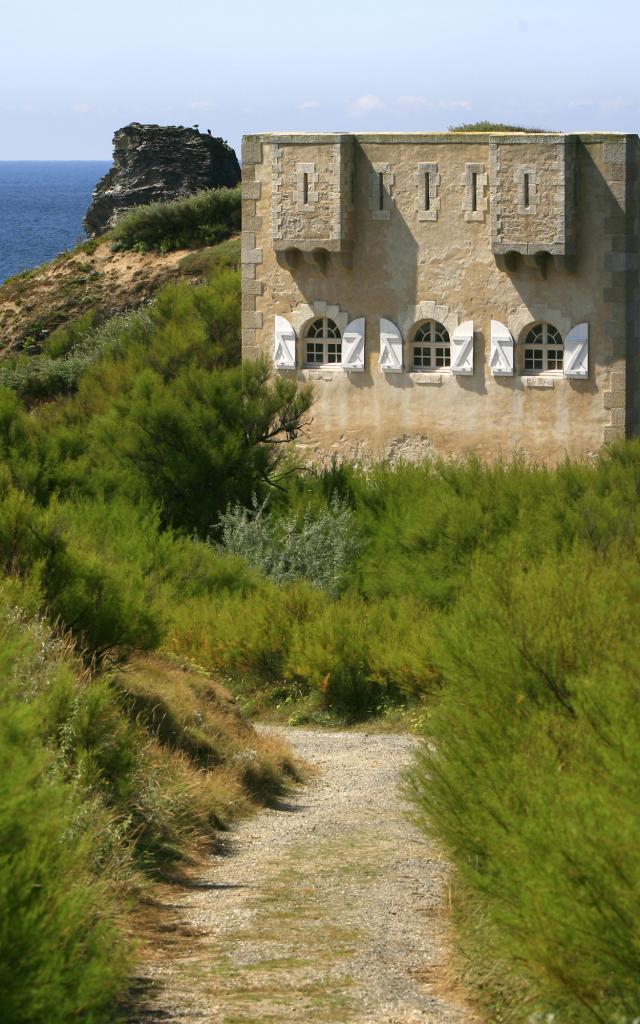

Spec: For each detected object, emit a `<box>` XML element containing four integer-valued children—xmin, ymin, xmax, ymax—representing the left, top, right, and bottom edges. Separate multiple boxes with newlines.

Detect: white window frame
<box><xmin>304</xmin><ymin>317</ymin><xmax>342</xmax><ymax>368</ymax></box>
<box><xmin>522</xmin><ymin>322</ymin><xmax>564</xmax><ymax>374</ymax></box>
<box><xmin>411</xmin><ymin>320</ymin><xmax>451</xmax><ymax>371</ymax></box>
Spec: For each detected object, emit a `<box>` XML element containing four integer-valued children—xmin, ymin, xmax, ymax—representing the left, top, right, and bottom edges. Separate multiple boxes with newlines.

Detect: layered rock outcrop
<box><xmin>84</xmin><ymin>123</ymin><xmax>240</xmax><ymax>236</ymax></box>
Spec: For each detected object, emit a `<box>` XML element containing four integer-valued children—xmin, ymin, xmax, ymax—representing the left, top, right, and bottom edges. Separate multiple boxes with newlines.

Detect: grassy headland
<box><xmin>0</xmin><ymin>186</ymin><xmax>638</xmax><ymax>1023</ymax></box>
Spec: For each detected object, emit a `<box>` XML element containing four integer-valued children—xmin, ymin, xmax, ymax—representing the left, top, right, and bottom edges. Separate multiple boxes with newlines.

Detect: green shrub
<box><xmin>0</xmin><ymin>308</ymin><xmax>154</xmax><ymax>403</ymax></box>
<box><xmin>179</xmin><ymin>236</ymin><xmax>241</xmax><ymax>276</ymax></box>
<box><xmin>449</xmin><ymin>121</ymin><xmax>545</xmax><ymax>132</ymax></box>
<box><xmin>0</xmin><ymin>649</ymin><xmax>131</xmax><ymax>1024</ymax></box>
<box><xmin>110</xmin><ymin>187</ymin><xmax>241</xmax><ymax>252</ymax></box>
<box><xmin>90</xmin><ymin>359</ymin><xmax>312</xmax><ymax>534</ymax></box>
<box><xmin>218</xmin><ymin>494</ymin><xmax>361</xmax><ymax>595</ymax></box>
<box><xmin>43</xmin><ymin>307</ymin><xmax>102</xmax><ymax>358</ymax></box>
<box><xmin>407</xmin><ymin>545</ymin><xmax>640</xmax><ymax>1021</ymax></box>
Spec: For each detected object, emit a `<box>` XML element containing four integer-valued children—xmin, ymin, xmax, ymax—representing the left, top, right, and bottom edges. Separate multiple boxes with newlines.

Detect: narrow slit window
<box><xmin>378</xmin><ymin>172</ymin><xmax>385</xmax><ymax>211</ymax></box>
<box><xmin>424</xmin><ymin>172</ymin><xmax>431</xmax><ymax>212</ymax></box>
<box><xmin>471</xmin><ymin>172</ymin><xmax>478</xmax><ymax>212</ymax></box>
<box><xmin>303</xmin><ymin>172</ymin><xmax>309</xmax><ymax>205</ymax></box>
<box><xmin>523</xmin><ymin>173</ymin><xmax>530</xmax><ymax>209</ymax></box>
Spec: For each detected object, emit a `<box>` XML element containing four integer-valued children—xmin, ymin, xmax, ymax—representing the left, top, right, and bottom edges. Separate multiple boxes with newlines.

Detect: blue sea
<box><xmin>0</xmin><ymin>162</ymin><xmax>111</xmax><ymax>284</ymax></box>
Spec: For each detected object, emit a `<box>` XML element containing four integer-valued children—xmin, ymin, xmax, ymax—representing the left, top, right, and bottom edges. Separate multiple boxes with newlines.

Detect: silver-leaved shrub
<box><xmin>217</xmin><ymin>495</ymin><xmax>361</xmax><ymax>596</ymax></box>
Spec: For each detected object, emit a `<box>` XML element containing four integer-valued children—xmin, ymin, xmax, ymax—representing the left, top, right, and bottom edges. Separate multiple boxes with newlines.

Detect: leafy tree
<box><xmin>91</xmin><ymin>359</ymin><xmax>313</xmax><ymax>534</ymax></box>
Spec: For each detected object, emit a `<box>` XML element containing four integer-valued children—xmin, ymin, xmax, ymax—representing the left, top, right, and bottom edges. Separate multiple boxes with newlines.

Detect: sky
<box><xmin>1</xmin><ymin>0</ymin><xmax>639</xmax><ymax>160</ymax></box>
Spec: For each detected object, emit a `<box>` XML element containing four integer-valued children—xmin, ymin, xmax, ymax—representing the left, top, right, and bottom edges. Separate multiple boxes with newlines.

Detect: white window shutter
<box><xmin>274</xmin><ymin>315</ymin><xmax>296</xmax><ymax>369</ymax></box>
<box><xmin>450</xmin><ymin>320</ymin><xmax>474</xmax><ymax>375</ymax></box>
<box><xmin>564</xmin><ymin>323</ymin><xmax>589</xmax><ymax>379</ymax></box>
<box><xmin>341</xmin><ymin>318</ymin><xmax>365</xmax><ymax>372</ymax></box>
<box><xmin>379</xmin><ymin>318</ymin><xmax>403</xmax><ymax>373</ymax></box>
<box><xmin>490</xmin><ymin>320</ymin><xmax>514</xmax><ymax>376</ymax></box>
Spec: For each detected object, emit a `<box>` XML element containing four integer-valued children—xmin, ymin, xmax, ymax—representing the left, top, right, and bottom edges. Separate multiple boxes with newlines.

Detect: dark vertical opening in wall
<box><xmin>424</xmin><ymin>172</ymin><xmax>431</xmax><ymax>212</ymax></box>
<box><xmin>471</xmin><ymin>172</ymin><xmax>478</xmax><ymax>212</ymax></box>
<box><xmin>378</xmin><ymin>172</ymin><xmax>385</xmax><ymax>211</ymax></box>
<box><xmin>303</xmin><ymin>172</ymin><xmax>309</xmax><ymax>205</ymax></box>
<box><xmin>523</xmin><ymin>173</ymin><xmax>531</xmax><ymax>209</ymax></box>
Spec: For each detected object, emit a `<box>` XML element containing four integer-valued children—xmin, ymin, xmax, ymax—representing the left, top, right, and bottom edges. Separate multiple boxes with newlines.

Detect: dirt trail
<box><xmin>131</xmin><ymin>728</ymin><xmax>477</xmax><ymax>1024</ymax></box>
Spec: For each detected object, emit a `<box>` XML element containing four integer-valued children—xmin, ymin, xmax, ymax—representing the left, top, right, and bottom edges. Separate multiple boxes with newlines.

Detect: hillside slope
<box><xmin>0</xmin><ymin>235</ymin><xmax>240</xmax><ymax>354</ymax></box>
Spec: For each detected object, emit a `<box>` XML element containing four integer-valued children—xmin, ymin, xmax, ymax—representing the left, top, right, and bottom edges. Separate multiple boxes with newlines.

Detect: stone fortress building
<box><xmin>241</xmin><ymin>131</ymin><xmax>640</xmax><ymax>462</ymax></box>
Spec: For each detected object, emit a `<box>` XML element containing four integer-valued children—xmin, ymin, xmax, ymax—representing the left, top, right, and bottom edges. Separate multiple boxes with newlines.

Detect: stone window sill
<box><xmin>409</xmin><ymin>370</ymin><xmax>448</xmax><ymax>385</ymax></box>
<box><xmin>522</xmin><ymin>374</ymin><xmax>560</xmax><ymax>389</ymax></box>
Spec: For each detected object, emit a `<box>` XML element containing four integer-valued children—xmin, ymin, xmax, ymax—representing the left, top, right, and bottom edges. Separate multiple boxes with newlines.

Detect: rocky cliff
<box><xmin>84</xmin><ymin>123</ymin><xmax>241</xmax><ymax>236</ymax></box>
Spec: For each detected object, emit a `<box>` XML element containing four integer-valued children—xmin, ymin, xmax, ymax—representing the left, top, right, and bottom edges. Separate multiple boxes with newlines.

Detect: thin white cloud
<box><xmin>567</xmin><ymin>99</ymin><xmax>594</xmax><ymax>110</ymax></box>
<box><xmin>396</xmin><ymin>96</ymin><xmax>471</xmax><ymax>111</ymax></box>
<box><xmin>299</xmin><ymin>99</ymin><xmax>321</xmax><ymax>110</ymax></box>
<box><xmin>396</xmin><ymin>95</ymin><xmax>428</xmax><ymax>107</ymax></box>
<box><xmin>350</xmin><ymin>94</ymin><xmax>386</xmax><ymax>115</ymax></box>
<box><xmin>73</xmin><ymin>103</ymin><xmax>91</xmax><ymax>114</ymax></box>
<box><xmin>598</xmin><ymin>97</ymin><xmax>634</xmax><ymax>112</ymax></box>
<box><xmin>189</xmin><ymin>100</ymin><xmax>216</xmax><ymax>111</ymax></box>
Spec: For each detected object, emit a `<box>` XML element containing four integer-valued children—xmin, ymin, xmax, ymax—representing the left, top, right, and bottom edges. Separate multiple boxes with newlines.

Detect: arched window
<box><xmin>412</xmin><ymin>320</ymin><xmax>450</xmax><ymax>369</ymax></box>
<box><xmin>304</xmin><ymin>317</ymin><xmax>342</xmax><ymax>366</ymax></box>
<box><xmin>523</xmin><ymin>322</ymin><xmax>563</xmax><ymax>372</ymax></box>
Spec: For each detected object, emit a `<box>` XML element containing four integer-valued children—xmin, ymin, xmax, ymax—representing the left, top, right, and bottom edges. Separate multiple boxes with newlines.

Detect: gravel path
<box><xmin>131</xmin><ymin>727</ymin><xmax>477</xmax><ymax>1024</ymax></box>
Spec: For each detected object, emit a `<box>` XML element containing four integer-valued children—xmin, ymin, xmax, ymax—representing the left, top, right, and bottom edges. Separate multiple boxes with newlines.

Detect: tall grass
<box><xmin>407</xmin><ymin>543</ymin><xmax>640</xmax><ymax>1021</ymax></box>
<box><xmin>110</xmin><ymin>186</ymin><xmax>241</xmax><ymax>252</ymax></box>
<box><xmin>3</xmin><ymin>223</ymin><xmax>640</xmax><ymax>1020</ymax></box>
<box><xmin>0</xmin><ymin>249</ymin><xmax>311</xmax><ymax>1019</ymax></box>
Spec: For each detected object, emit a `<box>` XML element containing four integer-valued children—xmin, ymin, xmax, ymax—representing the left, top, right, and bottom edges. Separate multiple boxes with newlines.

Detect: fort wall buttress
<box><xmin>242</xmin><ymin>131</ymin><xmax>638</xmax><ymax>465</ymax></box>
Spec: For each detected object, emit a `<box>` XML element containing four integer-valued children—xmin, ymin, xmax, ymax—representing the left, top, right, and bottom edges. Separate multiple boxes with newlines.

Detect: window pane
<box><xmin>415</xmin><ymin>324</ymin><xmax>431</xmax><ymax>343</ymax></box>
<box><xmin>525</xmin><ymin>347</ymin><xmax>543</xmax><ymax>371</ymax></box>
<box><xmin>413</xmin><ymin>345</ymin><xmax>430</xmax><ymax>367</ymax></box>
<box><xmin>328</xmin><ymin>319</ymin><xmax>341</xmax><ymax>339</ymax></box>
<box><xmin>434</xmin><ymin>323</ymin><xmax>450</xmax><ymax>345</ymax></box>
<box><xmin>307</xmin><ymin>319</ymin><xmax>324</xmax><ymax>339</ymax></box>
<box><xmin>306</xmin><ymin>342</ymin><xmax>323</xmax><ymax>364</ymax></box>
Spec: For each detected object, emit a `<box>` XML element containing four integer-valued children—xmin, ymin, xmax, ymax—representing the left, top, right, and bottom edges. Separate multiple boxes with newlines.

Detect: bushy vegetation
<box><xmin>449</xmin><ymin>120</ymin><xmax>546</xmax><ymax>132</ymax></box>
<box><xmin>110</xmin><ymin>186</ymin><xmax>241</xmax><ymax>252</ymax></box>
<box><xmin>218</xmin><ymin>494</ymin><xmax>361</xmax><ymax>596</ymax></box>
<box><xmin>176</xmin><ymin>445</ymin><xmax>640</xmax><ymax>1015</ymax></box>
<box><xmin>0</xmin><ymin>576</ymin><xmax>298</xmax><ymax>1024</ymax></box>
<box><xmin>0</xmin><ymin>237</ymin><xmax>311</xmax><ymax>1021</ymax></box>
<box><xmin>2</xmin><ymin>191</ymin><xmax>639</xmax><ymax>1022</ymax></box>
<box><xmin>0</xmin><ymin>603</ymin><xmax>131</xmax><ymax>1024</ymax></box>
<box><xmin>406</xmin><ymin>544</ymin><xmax>640</xmax><ymax>1022</ymax></box>
<box><xmin>0</xmin><ymin>261</ymin><xmax>245</xmax><ymax>403</ymax></box>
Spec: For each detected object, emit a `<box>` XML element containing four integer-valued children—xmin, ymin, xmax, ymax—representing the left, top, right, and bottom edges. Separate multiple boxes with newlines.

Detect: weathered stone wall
<box><xmin>242</xmin><ymin>131</ymin><xmax>639</xmax><ymax>465</ymax></box>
